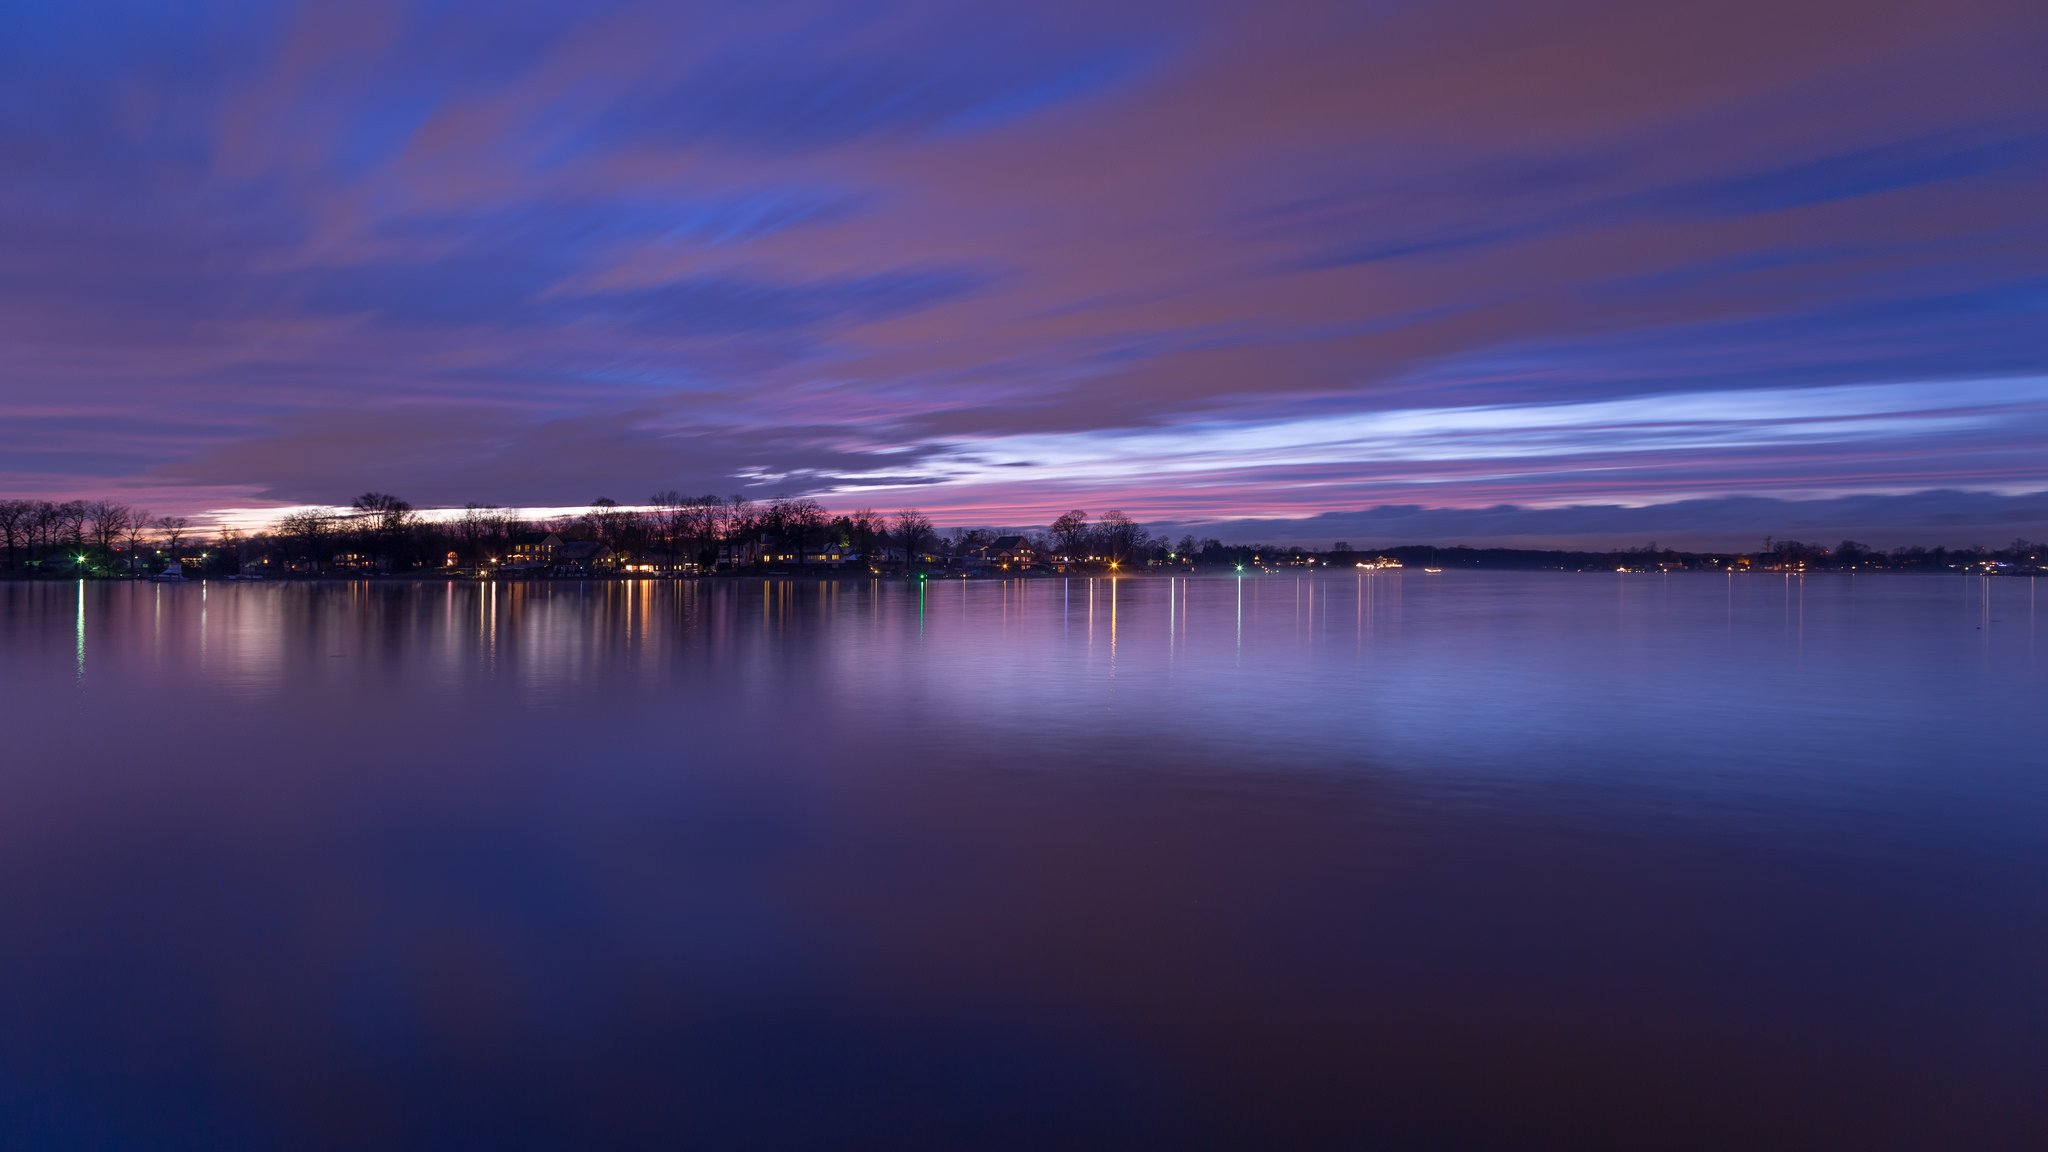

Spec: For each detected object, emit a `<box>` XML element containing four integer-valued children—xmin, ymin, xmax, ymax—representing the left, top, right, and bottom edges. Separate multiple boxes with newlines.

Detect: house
<box><xmin>982</xmin><ymin>535</ymin><xmax>1041</xmax><ymax>570</ymax></box>
<box><xmin>877</xmin><ymin>545</ymin><xmax>944</xmax><ymax>568</ymax></box>
<box><xmin>754</xmin><ymin>536</ymin><xmax>858</xmax><ymax>567</ymax></box>
<box><xmin>621</xmin><ymin>550</ymin><xmax>696</xmax><ymax>575</ymax></box>
<box><xmin>506</xmin><ymin>532</ymin><xmax>562</xmax><ymax>569</ymax></box>
<box><xmin>552</xmin><ymin>539</ymin><xmax>613</xmax><ymax>573</ymax></box>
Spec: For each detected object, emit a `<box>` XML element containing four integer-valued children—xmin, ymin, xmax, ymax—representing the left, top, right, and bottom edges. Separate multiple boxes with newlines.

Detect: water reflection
<box><xmin>1</xmin><ymin>574</ymin><xmax>2044</xmax><ymax>1147</ymax></box>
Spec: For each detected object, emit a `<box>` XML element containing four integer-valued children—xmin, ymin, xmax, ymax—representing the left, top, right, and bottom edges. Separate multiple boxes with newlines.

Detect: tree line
<box><xmin>11</xmin><ymin>491</ymin><xmax>2033</xmax><ymax>578</ymax></box>
<box><xmin>267</xmin><ymin>494</ymin><xmax>941</xmax><ymax>574</ymax></box>
<box><xmin>0</xmin><ymin>491</ymin><xmax>1171</xmax><ymax>577</ymax></box>
<box><xmin>0</xmin><ymin>499</ymin><xmax>193</xmax><ymax>574</ymax></box>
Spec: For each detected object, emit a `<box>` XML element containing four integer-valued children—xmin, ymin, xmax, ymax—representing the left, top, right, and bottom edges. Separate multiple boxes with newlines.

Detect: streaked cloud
<box><xmin>1</xmin><ymin>0</ymin><xmax>2044</xmax><ymax>542</ymax></box>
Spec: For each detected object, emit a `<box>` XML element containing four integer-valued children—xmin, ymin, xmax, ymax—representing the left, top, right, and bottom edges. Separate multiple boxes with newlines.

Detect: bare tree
<box><xmin>850</xmin><ymin>508</ymin><xmax>882</xmax><ymax>566</ymax></box>
<box><xmin>649</xmin><ymin>491</ymin><xmax>689</xmax><ymax>565</ymax></box>
<box><xmin>584</xmin><ymin>498</ymin><xmax>643</xmax><ymax>564</ymax></box>
<box><xmin>213</xmin><ymin>525</ymin><xmax>242</xmax><ymax>573</ymax></box>
<box><xmin>455</xmin><ymin>503</ymin><xmax>505</xmax><ymax>561</ymax></box>
<box><xmin>724</xmin><ymin>496</ymin><xmax>760</xmax><ymax>566</ymax></box>
<box><xmin>276</xmin><ymin>511</ymin><xmax>333</xmax><ymax>572</ymax></box>
<box><xmin>27</xmin><ymin>501</ymin><xmax>59</xmax><ymax>560</ymax></box>
<box><xmin>1096</xmin><ymin>510</ymin><xmax>1146</xmax><ymax>565</ymax></box>
<box><xmin>684</xmin><ymin>496</ymin><xmax>728</xmax><ymax>568</ymax></box>
<box><xmin>122</xmin><ymin>509</ymin><xmax>153</xmax><ymax>569</ymax></box>
<box><xmin>351</xmin><ymin>493</ymin><xmax>416</xmax><ymax>567</ymax></box>
<box><xmin>1050</xmin><ymin>509</ymin><xmax>1090</xmax><ymax>559</ymax></box>
<box><xmin>53</xmin><ymin>501</ymin><xmax>88</xmax><ymax>551</ymax></box>
<box><xmin>770</xmin><ymin>498</ymin><xmax>827</xmax><ymax>565</ymax></box>
<box><xmin>85</xmin><ymin>501</ymin><xmax>132</xmax><ymax>559</ymax></box>
<box><xmin>154</xmin><ymin>515</ymin><xmax>191</xmax><ymax>555</ymax></box>
<box><xmin>0</xmin><ymin>500</ymin><xmax>29</xmax><ymax>570</ymax></box>
<box><xmin>894</xmin><ymin>509</ymin><xmax>933</xmax><ymax>570</ymax></box>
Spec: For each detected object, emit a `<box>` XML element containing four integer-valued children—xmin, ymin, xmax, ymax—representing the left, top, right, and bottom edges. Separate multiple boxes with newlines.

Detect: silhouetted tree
<box><xmin>85</xmin><ymin>501</ymin><xmax>132</xmax><ymax>562</ymax></box>
<box><xmin>583</xmin><ymin>497</ymin><xmax>641</xmax><ymax>563</ymax></box>
<box><xmin>769</xmin><ymin>497</ymin><xmax>827</xmax><ymax>564</ymax></box>
<box><xmin>894</xmin><ymin>509</ymin><xmax>933</xmax><ymax>570</ymax></box>
<box><xmin>1050</xmin><ymin>509</ymin><xmax>1089</xmax><ymax>559</ymax></box>
<box><xmin>276</xmin><ymin>510</ymin><xmax>334</xmax><ymax>572</ymax></box>
<box><xmin>155</xmin><ymin>515</ymin><xmax>191</xmax><ymax>554</ymax></box>
<box><xmin>723</xmin><ymin>496</ymin><xmax>760</xmax><ymax>566</ymax></box>
<box><xmin>26</xmin><ymin>501</ymin><xmax>60</xmax><ymax>560</ymax></box>
<box><xmin>455</xmin><ymin>504</ymin><xmax>506</xmax><ymax>562</ymax></box>
<box><xmin>851</xmin><ymin>508</ymin><xmax>883</xmax><ymax>566</ymax></box>
<box><xmin>51</xmin><ymin>501</ymin><xmax>87</xmax><ymax>552</ymax></box>
<box><xmin>683</xmin><ymin>496</ymin><xmax>727</xmax><ymax>568</ymax></box>
<box><xmin>649</xmin><ymin>492</ymin><xmax>689</xmax><ymax>565</ymax></box>
<box><xmin>122</xmin><ymin>509</ymin><xmax>152</xmax><ymax>570</ymax></box>
<box><xmin>1095</xmin><ymin>510</ymin><xmax>1146</xmax><ymax>565</ymax></box>
<box><xmin>0</xmin><ymin>500</ymin><xmax>29</xmax><ymax>570</ymax></box>
<box><xmin>348</xmin><ymin>493</ymin><xmax>416</xmax><ymax>568</ymax></box>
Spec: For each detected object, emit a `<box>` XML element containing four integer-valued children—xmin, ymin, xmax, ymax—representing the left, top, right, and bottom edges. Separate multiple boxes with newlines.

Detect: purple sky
<box><xmin>4</xmin><ymin>0</ymin><xmax>2047</xmax><ymax>545</ymax></box>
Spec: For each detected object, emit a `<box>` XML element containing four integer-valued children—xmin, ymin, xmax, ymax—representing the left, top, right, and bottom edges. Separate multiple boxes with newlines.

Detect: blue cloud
<box><xmin>1657</xmin><ymin>133</ymin><xmax>2048</xmax><ymax>218</ymax></box>
<box><xmin>1165</xmin><ymin>491</ymin><xmax>2048</xmax><ymax>550</ymax></box>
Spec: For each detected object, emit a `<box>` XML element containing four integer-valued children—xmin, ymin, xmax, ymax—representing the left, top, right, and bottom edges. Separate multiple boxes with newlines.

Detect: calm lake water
<box><xmin>2</xmin><ymin>572</ymin><xmax>2044</xmax><ymax>1148</ymax></box>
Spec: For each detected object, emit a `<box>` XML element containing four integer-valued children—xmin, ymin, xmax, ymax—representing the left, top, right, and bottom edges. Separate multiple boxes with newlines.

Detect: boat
<box><xmin>1422</xmin><ymin>567</ymin><xmax>1444</xmax><ymax>574</ymax></box>
<box><xmin>152</xmin><ymin>561</ymin><xmax>186</xmax><ymax>583</ymax></box>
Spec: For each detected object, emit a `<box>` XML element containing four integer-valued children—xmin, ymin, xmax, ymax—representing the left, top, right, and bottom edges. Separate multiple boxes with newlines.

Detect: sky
<box><xmin>3</xmin><ymin>0</ymin><xmax>2046</xmax><ymax>546</ymax></box>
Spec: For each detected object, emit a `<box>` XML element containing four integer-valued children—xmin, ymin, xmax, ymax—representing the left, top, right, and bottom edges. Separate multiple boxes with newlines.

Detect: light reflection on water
<box><xmin>0</xmin><ymin>573</ymin><xmax>2044</xmax><ymax>1148</ymax></box>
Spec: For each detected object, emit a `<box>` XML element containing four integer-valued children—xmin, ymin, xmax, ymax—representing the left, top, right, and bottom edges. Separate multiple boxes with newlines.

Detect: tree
<box><xmin>25</xmin><ymin>501</ymin><xmax>59</xmax><ymax>560</ymax></box>
<box><xmin>770</xmin><ymin>497</ymin><xmax>827</xmax><ymax>564</ymax></box>
<box><xmin>1050</xmin><ymin>509</ymin><xmax>1089</xmax><ymax>559</ymax></box>
<box><xmin>723</xmin><ymin>496</ymin><xmax>760</xmax><ymax>566</ymax></box>
<box><xmin>1095</xmin><ymin>510</ymin><xmax>1146</xmax><ymax>565</ymax></box>
<box><xmin>455</xmin><ymin>504</ymin><xmax>505</xmax><ymax>561</ymax></box>
<box><xmin>649</xmin><ymin>491</ymin><xmax>690</xmax><ymax>564</ymax></box>
<box><xmin>52</xmin><ymin>501</ymin><xmax>88</xmax><ymax>551</ymax></box>
<box><xmin>276</xmin><ymin>511</ymin><xmax>334</xmax><ymax>572</ymax></box>
<box><xmin>155</xmin><ymin>515</ymin><xmax>191</xmax><ymax>554</ymax></box>
<box><xmin>212</xmin><ymin>526</ymin><xmax>242</xmax><ymax>574</ymax></box>
<box><xmin>894</xmin><ymin>509</ymin><xmax>933</xmax><ymax>569</ymax></box>
<box><xmin>584</xmin><ymin>497</ymin><xmax>635</xmax><ymax>552</ymax></box>
<box><xmin>683</xmin><ymin>496</ymin><xmax>728</xmax><ymax>568</ymax></box>
<box><xmin>351</xmin><ymin>493</ymin><xmax>416</xmax><ymax>567</ymax></box>
<box><xmin>850</xmin><ymin>508</ymin><xmax>883</xmax><ymax>566</ymax></box>
<box><xmin>0</xmin><ymin>500</ymin><xmax>29</xmax><ymax>570</ymax></box>
<box><xmin>85</xmin><ymin>501</ymin><xmax>132</xmax><ymax>560</ymax></box>
<box><xmin>122</xmin><ymin>509</ymin><xmax>152</xmax><ymax>569</ymax></box>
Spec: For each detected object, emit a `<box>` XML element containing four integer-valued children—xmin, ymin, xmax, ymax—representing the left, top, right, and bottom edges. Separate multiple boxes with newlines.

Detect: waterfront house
<box><xmin>506</xmin><ymin>532</ymin><xmax>562</xmax><ymax>569</ymax></box>
<box><xmin>553</xmin><ymin>539</ymin><xmax>613</xmax><ymax>573</ymax></box>
<box><xmin>983</xmin><ymin>535</ymin><xmax>1041</xmax><ymax>570</ymax></box>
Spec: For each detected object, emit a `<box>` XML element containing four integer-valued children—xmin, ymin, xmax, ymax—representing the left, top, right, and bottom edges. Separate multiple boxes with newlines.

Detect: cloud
<box><xmin>1</xmin><ymin>0</ymin><xmax>2045</xmax><ymax>545</ymax></box>
<box><xmin>151</xmin><ymin>404</ymin><xmax>959</xmax><ymax>509</ymax></box>
<box><xmin>1155</xmin><ymin>491</ymin><xmax>2048</xmax><ymax>551</ymax></box>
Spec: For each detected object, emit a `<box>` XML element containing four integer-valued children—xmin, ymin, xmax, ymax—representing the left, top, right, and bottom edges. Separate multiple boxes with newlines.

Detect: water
<box><xmin>1</xmin><ymin>572</ymin><xmax>2043</xmax><ymax>1148</ymax></box>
